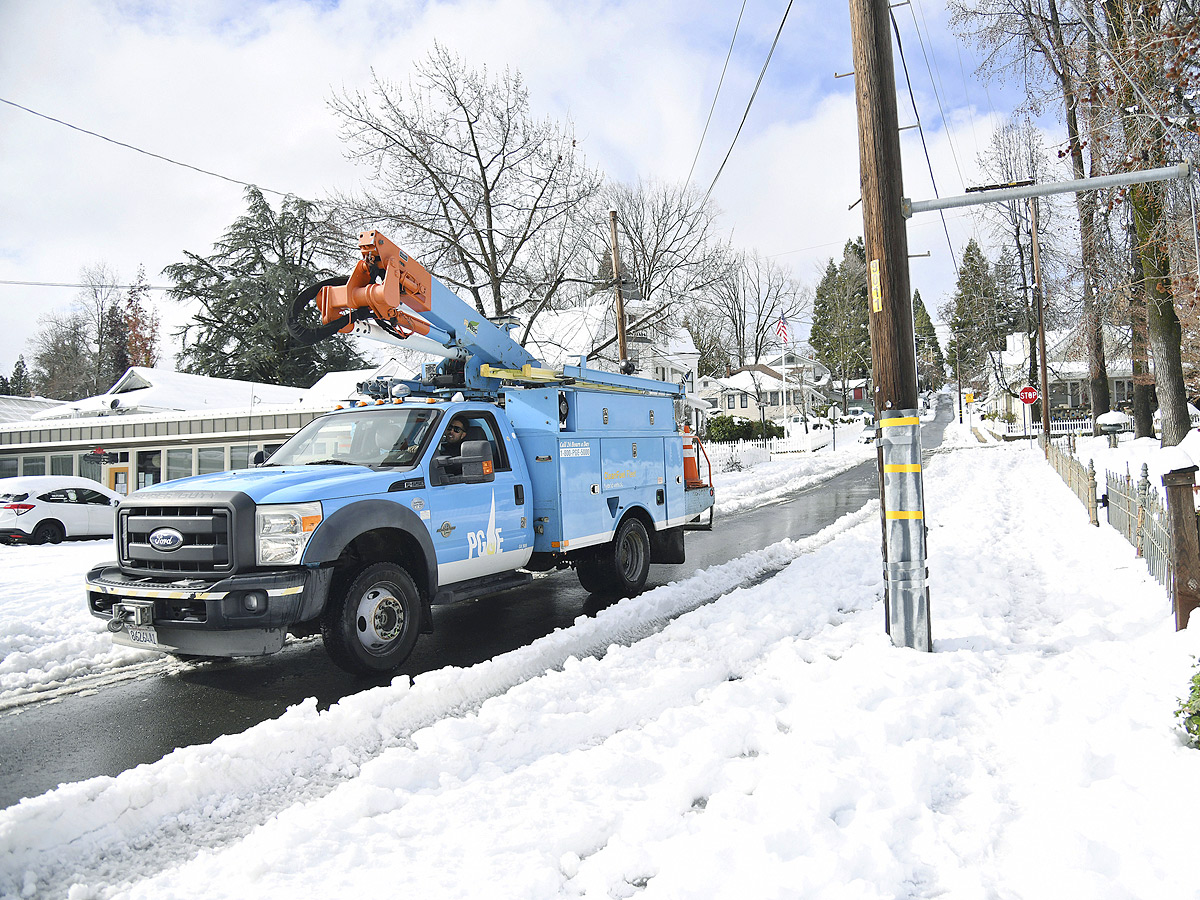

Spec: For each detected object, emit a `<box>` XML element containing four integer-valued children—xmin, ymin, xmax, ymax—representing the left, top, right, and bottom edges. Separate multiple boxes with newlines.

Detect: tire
<box><xmin>578</xmin><ymin>517</ymin><xmax>651</xmax><ymax>597</ymax></box>
<box><xmin>32</xmin><ymin>521</ymin><xmax>64</xmax><ymax>545</ymax></box>
<box><xmin>575</xmin><ymin>556</ymin><xmax>609</xmax><ymax>594</ymax></box>
<box><xmin>322</xmin><ymin>562</ymin><xmax>422</xmax><ymax>675</ymax></box>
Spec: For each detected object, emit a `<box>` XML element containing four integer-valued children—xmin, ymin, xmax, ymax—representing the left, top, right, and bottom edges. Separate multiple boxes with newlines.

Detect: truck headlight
<box><xmin>256</xmin><ymin>502</ymin><xmax>322</xmax><ymax>565</ymax></box>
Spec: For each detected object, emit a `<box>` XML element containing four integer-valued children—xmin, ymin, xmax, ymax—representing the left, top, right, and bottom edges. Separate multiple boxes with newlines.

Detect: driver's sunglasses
<box><xmin>448</xmin><ymin>424</ymin><xmax>466</xmax><ymax>434</ymax></box>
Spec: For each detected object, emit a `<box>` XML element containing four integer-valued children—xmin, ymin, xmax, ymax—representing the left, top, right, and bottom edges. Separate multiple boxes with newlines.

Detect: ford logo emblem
<box><xmin>149</xmin><ymin>528</ymin><xmax>184</xmax><ymax>551</ymax></box>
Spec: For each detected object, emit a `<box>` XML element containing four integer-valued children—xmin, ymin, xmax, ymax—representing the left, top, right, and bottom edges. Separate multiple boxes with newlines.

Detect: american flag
<box><xmin>775</xmin><ymin>316</ymin><xmax>788</xmax><ymax>342</ymax></box>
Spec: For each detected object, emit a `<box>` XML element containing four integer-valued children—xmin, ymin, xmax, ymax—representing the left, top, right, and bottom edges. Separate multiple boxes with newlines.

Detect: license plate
<box><xmin>126</xmin><ymin>625</ymin><xmax>159</xmax><ymax>647</ymax></box>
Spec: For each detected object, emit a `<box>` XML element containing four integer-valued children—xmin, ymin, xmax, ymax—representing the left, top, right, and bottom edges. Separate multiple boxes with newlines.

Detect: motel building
<box><xmin>0</xmin><ymin>366</ymin><xmax>383</xmax><ymax>495</ymax></box>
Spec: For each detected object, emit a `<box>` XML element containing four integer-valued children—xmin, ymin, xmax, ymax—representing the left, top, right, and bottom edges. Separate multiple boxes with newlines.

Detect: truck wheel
<box><xmin>575</xmin><ymin>557</ymin><xmax>609</xmax><ymax>594</ymax></box>
<box><xmin>580</xmin><ymin>517</ymin><xmax>651</xmax><ymax>597</ymax></box>
<box><xmin>322</xmin><ymin>562</ymin><xmax>422</xmax><ymax>675</ymax></box>
<box><xmin>32</xmin><ymin>521</ymin><xmax>64</xmax><ymax>545</ymax></box>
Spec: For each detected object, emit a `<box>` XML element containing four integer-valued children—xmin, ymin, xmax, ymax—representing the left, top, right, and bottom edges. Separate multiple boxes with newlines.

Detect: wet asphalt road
<box><xmin>1</xmin><ymin>402</ymin><xmax>951</xmax><ymax>808</ymax></box>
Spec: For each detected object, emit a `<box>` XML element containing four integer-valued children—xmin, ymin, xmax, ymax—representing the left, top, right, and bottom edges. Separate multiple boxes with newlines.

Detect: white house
<box><xmin>982</xmin><ymin>328</ymin><xmax>1135</xmax><ymax>423</ymax></box>
<box><xmin>698</xmin><ymin>351</ymin><xmax>833</xmax><ymax>429</ymax></box>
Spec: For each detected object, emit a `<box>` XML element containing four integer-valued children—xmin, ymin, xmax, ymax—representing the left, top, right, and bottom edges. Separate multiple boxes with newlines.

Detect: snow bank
<box><xmin>3</xmin><ymin>443</ymin><xmax>1199</xmax><ymax>898</ymax></box>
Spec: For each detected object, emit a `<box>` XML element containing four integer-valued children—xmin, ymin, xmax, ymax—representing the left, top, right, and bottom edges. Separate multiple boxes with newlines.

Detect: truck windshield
<box><xmin>266</xmin><ymin>408</ymin><xmax>440</xmax><ymax>469</ymax></box>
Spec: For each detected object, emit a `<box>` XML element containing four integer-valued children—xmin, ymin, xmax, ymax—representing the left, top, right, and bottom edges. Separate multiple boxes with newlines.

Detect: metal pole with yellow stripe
<box><xmin>879</xmin><ymin>409</ymin><xmax>930</xmax><ymax>651</ymax></box>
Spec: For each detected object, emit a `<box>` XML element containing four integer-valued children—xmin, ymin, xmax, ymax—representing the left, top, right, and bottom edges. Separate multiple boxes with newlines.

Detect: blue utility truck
<box><xmin>86</xmin><ymin>232</ymin><xmax>714</xmax><ymax>674</ymax></box>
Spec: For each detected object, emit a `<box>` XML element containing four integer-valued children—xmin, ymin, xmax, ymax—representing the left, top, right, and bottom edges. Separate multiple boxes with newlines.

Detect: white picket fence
<box><xmin>989</xmin><ymin>417</ymin><xmax>1099</xmax><ymax>438</ymax></box>
<box><xmin>702</xmin><ymin>429</ymin><xmax>834</xmax><ymax>472</ymax></box>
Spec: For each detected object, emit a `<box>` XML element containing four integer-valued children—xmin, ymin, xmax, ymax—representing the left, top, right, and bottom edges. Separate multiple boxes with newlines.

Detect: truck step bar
<box><xmin>432</xmin><ymin>570</ymin><xmax>534</xmax><ymax>606</ymax></box>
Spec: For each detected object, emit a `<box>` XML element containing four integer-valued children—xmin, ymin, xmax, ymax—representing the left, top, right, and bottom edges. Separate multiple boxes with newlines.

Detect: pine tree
<box><xmin>809</xmin><ymin>239</ymin><xmax>871</xmax><ymax>408</ymax></box>
<box><xmin>9</xmin><ymin>356</ymin><xmax>31</xmax><ymax>396</ymax></box>
<box><xmin>942</xmin><ymin>239</ymin><xmax>1003</xmax><ymax>390</ymax></box>
<box><xmin>912</xmin><ymin>290</ymin><xmax>944</xmax><ymax>391</ymax></box>
<box><xmin>0</xmin><ymin>372</ymin><xmax>9</xmax><ymax>395</ymax></box>
<box><xmin>101</xmin><ymin>299</ymin><xmax>131</xmax><ymax>389</ymax></box>
<box><xmin>165</xmin><ymin>187</ymin><xmax>369</xmax><ymax>386</ymax></box>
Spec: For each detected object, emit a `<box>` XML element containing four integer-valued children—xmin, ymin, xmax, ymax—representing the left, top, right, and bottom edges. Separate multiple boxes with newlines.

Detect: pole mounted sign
<box><xmin>1019</xmin><ymin>386</ymin><xmax>1039</xmax><ymax>405</ymax></box>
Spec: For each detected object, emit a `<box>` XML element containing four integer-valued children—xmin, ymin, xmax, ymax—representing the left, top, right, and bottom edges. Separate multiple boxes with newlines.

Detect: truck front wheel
<box><xmin>576</xmin><ymin>517</ymin><xmax>651</xmax><ymax>597</ymax></box>
<box><xmin>322</xmin><ymin>562</ymin><xmax>422</xmax><ymax>675</ymax></box>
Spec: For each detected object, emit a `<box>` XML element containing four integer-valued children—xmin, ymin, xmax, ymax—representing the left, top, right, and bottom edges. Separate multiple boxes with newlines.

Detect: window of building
<box><xmin>21</xmin><ymin>456</ymin><xmax>45</xmax><ymax>476</ymax></box>
<box><xmin>740</xmin><ymin>394</ymin><xmax>748</xmax><ymax>408</ymax></box>
<box><xmin>726</xmin><ymin>395</ymin><xmax>735</xmax><ymax>410</ymax></box>
<box><xmin>769</xmin><ymin>391</ymin><xmax>779</xmax><ymax>406</ymax></box>
<box><xmin>0</xmin><ymin>458</ymin><xmax>17</xmax><ymax>478</ymax></box>
<box><xmin>137</xmin><ymin>450</ymin><xmax>162</xmax><ymax>489</ymax></box>
<box><xmin>198</xmin><ymin>447</ymin><xmax>225</xmax><ymax>475</ymax></box>
<box><xmin>50</xmin><ymin>454</ymin><xmax>74</xmax><ymax>476</ymax></box>
<box><xmin>230</xmin><ymin>445</ymin><xmax>257</xmax><ymax>470</ymax></box>
<box><xmin>166</xmin><ymin>448</ymin><xmax>193</xmax><ymax>482</ymax></box>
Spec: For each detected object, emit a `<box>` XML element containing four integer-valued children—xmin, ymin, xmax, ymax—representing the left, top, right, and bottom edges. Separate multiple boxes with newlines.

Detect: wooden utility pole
<box><xmin>849</xmin><ymin>0</ymin><xmax>919</xmax><ymax>414</ymax></box>
<box><xmin>849</xmin><ymin>0</ymin><xmax>930</xmax><ymax>651</ymax></box>
<box><xmin>608</xmin><ymin>210</ymin><xmax>629</xmax><ymax>366</ymax></box>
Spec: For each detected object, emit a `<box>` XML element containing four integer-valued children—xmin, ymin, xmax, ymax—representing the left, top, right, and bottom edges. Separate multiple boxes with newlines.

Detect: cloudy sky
<box><xmin>0</xmin><ymin>0</ymin><xmax>1044</xmax><ymax>381</ymax></box>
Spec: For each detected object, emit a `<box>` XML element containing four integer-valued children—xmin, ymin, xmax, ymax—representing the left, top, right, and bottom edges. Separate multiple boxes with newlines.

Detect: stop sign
<box><xmin>1019</xmin><ymin>386</ymin><xmax>1039</xmax><ymax>405</ymax></box>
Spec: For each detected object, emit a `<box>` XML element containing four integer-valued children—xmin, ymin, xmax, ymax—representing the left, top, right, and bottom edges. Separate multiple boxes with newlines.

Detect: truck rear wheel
<box><xmin>576</xmin><ymin>517</ymin><xmax>651</xmax><ymax>597</ymax></box>
<box><xmin>322</xmin><ymin>562</ymin><xmax>422</xmax><ymax>675</ymax></box>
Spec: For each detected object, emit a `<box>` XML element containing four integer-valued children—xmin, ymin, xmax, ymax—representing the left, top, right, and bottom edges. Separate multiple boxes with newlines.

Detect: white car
<box><xmin>0</xmin><ymin>476</ymin><xmax>123</xmax><ymax>545</ymax></box>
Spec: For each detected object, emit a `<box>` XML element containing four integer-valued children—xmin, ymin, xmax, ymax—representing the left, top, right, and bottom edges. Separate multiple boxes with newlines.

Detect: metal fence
<box><xmin>1046</xmin><ymin>439</ymin><xmax>1099</xmax><ymax>525</ymax></box>
<box><xmin>1105</xmin><ymin>462</ymin><xmax>1175</xmax><ymax>591</ymax></box>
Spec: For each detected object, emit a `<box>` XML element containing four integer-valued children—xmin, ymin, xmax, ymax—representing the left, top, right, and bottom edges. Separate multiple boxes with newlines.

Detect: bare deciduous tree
<box><xmin>949</xmin><ymin>0</ymin><xmax>1112</xmax><ymax>425</ymax></box>
<box><xmin>29</xmin><ymin>264</ymin><xmax>124</xmax><ymax>400</ymax></box>
<box><xmin>331</xmin><ymin>44</ymin><xmax>602</xmax><ymax>324</ymax></box>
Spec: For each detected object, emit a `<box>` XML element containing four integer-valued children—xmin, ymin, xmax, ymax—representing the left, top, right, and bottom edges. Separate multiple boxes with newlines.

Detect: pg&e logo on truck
<box><xmin>468</xmin><ymin>492</ymin><xmax>503</xmax><ymax>559</ymax></box>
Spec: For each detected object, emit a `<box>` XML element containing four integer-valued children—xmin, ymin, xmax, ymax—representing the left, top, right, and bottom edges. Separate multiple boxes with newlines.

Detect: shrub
<box><xmin>706</xmin><ymin>415</ymin><xmax>783</xmax><ymax>442</ymax></box>
<box><xmin>1176</xmin><ymin>658</ymin><xmax>1200</xmax><ymax>746</ymax></box>
<box><xmin>707</xmin><ymin>415</ymin><xmax>755</xmax><ymax>442</ymax></box>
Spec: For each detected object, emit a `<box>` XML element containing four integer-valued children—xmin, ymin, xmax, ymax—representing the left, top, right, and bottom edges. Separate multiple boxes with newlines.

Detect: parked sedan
<box><xmin>0</xmin><ymin>476</ymin><xmax>123</xmax><ymax>544</ymax></box>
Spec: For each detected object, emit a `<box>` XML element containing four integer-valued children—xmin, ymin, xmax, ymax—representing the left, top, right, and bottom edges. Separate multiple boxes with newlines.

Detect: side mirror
<box><xmin>434</xmin><ymin>440</ymin><xmax>495</xmax><ymax>485</ymax></box>
<box><xmin>252</xmin><ymin>450</ymin><xmax>267</xmax><ymax>467</ymax></box>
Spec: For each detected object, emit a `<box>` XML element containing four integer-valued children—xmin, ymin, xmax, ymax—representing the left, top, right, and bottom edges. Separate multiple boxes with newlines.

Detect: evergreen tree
<box><xmin>942</xmin><ymin>239</ymin><xmax>1003</xmax><ymax>391</ymax></box>
<box><xmin>101</xmin><ymin>299</ymin><xmax>131</xmax><ymax>389</ymax></box>
<box><xmin>912</xmin><ymin>290</ymin><xmax>945</xmax><ymax>391</ymax></box>
<box><xmin>9</xmin><ymin>356</ymin><xmax>31</xmax><ymax>396</ymax></box>
<box><xmin>0</xmin><ymin>372</ymin><xmax>9</xmax><ymax>395</ymax></box>
<box><xmin>165</xmin><ymin>187</ymin><xmax>368</xmax><ymax>386</ymax></box>
<box><xmin>809</xmin><ymin>239</ymin><xmax>871</xmax><ymax>409</ymax></box>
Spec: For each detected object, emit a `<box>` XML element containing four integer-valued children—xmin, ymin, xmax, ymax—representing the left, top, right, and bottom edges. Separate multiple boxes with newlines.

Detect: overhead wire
<box><xmin>0</xmin><ymin>279</ymin><xmax>172</xmax><ymax>290</ymax></box>
<box><xmin>701</xmin><ymin>0</ymin><xmax>795</xmax><ymax>207</ymax></box>
<box><xmin>0</xmin><ymin>96</ymin><xmax>298</xmax><ymax>200</ymax></box>
<box><xmin>888</xmin><ymin>8</ymin><xmax>959</xmax><ymax>272</ymax></box>
<box><xmin>900</xmin><ymin>1</ymin><xmax>966</xmax><ymax>187</ymax></box>
<box><xmin>685</xmin><ymin>0</ymin><xmax>749</xmax><ymax>188</ymax></box>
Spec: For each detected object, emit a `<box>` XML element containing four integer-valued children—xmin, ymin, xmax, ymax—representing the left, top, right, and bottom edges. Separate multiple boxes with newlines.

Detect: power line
<box><xmin>0</xmin><ymin>96</ymin><xmax>295</xmax><ymax>199</ymax></box>
<box><xmin>0</xmin><ymin>279</ymin><xmax>173</xmax><ymax>290</ymax></box>
<box><xmin>701</xmin><ymin>0</ymin><xmax>795</xmax><ymax>206</ymax></box>
<box><xmin>685</xmin><ymin>0</ymin><xmax>748</xmax><ymax>188</ymax></box>
<box><xmin>902</xmin><ymin>2</ymin><xmax>965</xmax><ymax>187</ymax></box>
<box><xmin>889</xmin><ymin>9</ymin><xmax>959</xmax><ymax>272</ymax></box>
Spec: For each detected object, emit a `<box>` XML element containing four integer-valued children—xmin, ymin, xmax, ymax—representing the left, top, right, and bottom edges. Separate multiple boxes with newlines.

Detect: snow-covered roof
<box><xmin>26</xmin><ymin>365</ymin><xmax>393</xmax><ymax>422</ymax></box>
<box><xmin>0</xmin><ymin>395</ymin><xmax>65</xmax><ymax>423</ymax></box>
<box><xmin>30</xmin><ymin>367</ymin><xmax>313</xmax><ymax>420</ymax></box>
<box><xmin>997</xmin><ymin>326</ymin><xmax>1133</xmax><ymax>385</ymax></box>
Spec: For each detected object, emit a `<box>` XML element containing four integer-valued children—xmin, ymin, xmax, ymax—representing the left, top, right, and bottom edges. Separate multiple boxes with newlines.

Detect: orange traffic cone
<box><xmin>683</xmin><ymin>424</ymin><xmax>703</xmax><ymax>488</ymax></box>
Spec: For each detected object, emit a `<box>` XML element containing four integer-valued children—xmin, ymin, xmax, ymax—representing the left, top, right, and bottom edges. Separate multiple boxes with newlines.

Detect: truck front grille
<box><xmin>119</xmin><ymin>505</ymin><xmax>233</xmax><ymax>574</ymax></box>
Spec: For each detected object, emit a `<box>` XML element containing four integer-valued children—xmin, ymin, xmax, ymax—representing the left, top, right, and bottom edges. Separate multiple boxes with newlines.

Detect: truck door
<box><xmin>426</xmin><ymin>410</ymin><xmax>532</xmax><ymax>585</ymax></box>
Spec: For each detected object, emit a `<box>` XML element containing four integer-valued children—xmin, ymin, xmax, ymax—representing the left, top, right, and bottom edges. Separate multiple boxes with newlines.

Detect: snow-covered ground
<box><xmin>4</xmin><ymin>420</ymin><xmax>1200</xmax><ymax>898</ymax></box>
